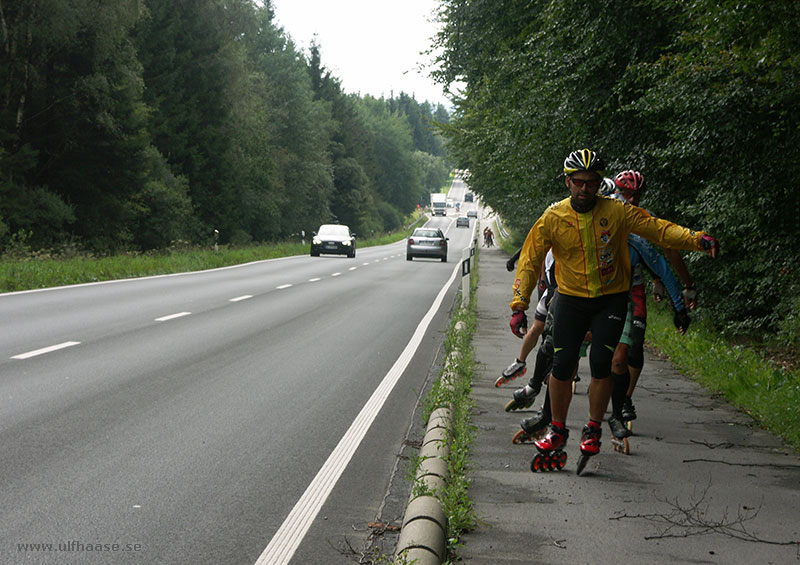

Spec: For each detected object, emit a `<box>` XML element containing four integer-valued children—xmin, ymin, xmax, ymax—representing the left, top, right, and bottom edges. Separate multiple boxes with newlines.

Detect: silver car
<box><xmin>406</xmin><ymin>228</ymin><xmax>448</xmax><ymax>262</ymax></box>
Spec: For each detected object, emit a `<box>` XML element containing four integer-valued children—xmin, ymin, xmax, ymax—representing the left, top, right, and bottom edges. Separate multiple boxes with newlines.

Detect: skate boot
<box><xmin>530</xmin><ymin>425</ymin><xmax>568</xmax><ymax>472</ymax></box>
<box><xmin>622</xmin><ymin>397</ymin><xmax>637</xmax><ymax>432</ymax></box>
<box><xmin>608</xmin><ymin>416</ymin><xmax>631</xmax><ymax>455</ymax></box>
<box><xmin>622</xmin><ymin>397</ymin><xmax>637</xmax><ymax>421</ymax></box>
<box><xmin>504</xmin><ymin>383</ymin><xmax>540</xmax><ymax>412</ymax></box>
<box><xmin>607</xmin><ymin>416</ymin><xmax>631</xmax><ymax>440</ymax></box>
<box><xmin>512</xmin><ymin>409</ymin><xmax>550</xmax><ymax>444</ymax></box>
<box><xmin>576</xmin><ymin>423</ymin><xmax>602</xmax><ymax>475</ymax></box>
<box><xmin>495</xmin><ymin>359</ymin><xmax>527</xmax><ymax>387</ymax></box>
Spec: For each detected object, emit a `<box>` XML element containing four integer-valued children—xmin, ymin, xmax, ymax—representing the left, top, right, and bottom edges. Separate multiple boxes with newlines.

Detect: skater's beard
<box><xmin>570</xmin><ymin>194</ymin><xmax>597</xmax><ymax>213</ymax></box>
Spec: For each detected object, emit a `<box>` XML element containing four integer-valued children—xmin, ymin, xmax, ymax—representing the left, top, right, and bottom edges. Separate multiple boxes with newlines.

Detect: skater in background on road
<box><xmin>609</xmin><ymin>170</ymin><xmax>697</xmax><ymax>423</ymax></box>
<box><xmin>509</xmin><ymin>148</ymin><xmax>720</xmax><ymax>472</ymax></box>
<box><xmin>484</xmin><ymin>227</ymin><xmax>494</xmax><ymax>247</ymax></box>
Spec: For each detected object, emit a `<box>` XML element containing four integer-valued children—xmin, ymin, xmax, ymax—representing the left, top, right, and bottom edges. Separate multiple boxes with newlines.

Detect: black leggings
<box><xmin>550</xmin><ymin>292</ymin><xmax>628</xmax><ymax>382</ymax></box>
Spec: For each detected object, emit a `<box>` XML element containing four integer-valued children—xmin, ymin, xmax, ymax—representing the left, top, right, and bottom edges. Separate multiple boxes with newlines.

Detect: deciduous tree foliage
<box><xmin>0</xmin><ymin>0</ymin><xmax>451</xmax><ymax>252</ymax></box>
<box><xmin>433</xmin><ymin>0</ymin><xmax>800</xmax><ymax>342</ymax></box>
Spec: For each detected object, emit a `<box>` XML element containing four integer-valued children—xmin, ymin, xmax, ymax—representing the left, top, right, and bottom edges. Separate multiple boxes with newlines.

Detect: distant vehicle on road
<box><xmin>456</xmin><ymin>216</ymin><xmax>470</xmax><ymax>228</ymax></box>
<box><xmin>310</xmin><ymin>224</ymin><xmax>356</xmax><ymax>258</ymax></box>
<box><xmin>467</xmin><ymin>209</ymin><xmax>478</xmax><ymax>218</ymax></box>
<box><xmin>407</xmin><ymin>228</ymin><xmax>448</xmax><ymax>262</ymax></box>
<box><xmin>464</xmin><ymin>192</ymin><xmax>474</xmax><ymax>202</ymax></box>
<box><xmin>430</xmin><ymin>193</ymin><xmax>447</xmax><ymax>216</ymax></box>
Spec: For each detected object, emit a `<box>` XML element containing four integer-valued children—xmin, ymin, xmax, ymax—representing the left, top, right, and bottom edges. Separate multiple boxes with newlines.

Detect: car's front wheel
<box><xmin>406</xmin><ymin>254</ymin><xmax>413</xmax><ymax>261</ymax></box>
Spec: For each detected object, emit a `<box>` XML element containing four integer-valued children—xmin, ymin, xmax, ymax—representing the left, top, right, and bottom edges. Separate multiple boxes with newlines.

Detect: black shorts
<box><xmin>550</xmin><ymin>292</ymin><xmax>628</xmax><ymax>381</ymax></box>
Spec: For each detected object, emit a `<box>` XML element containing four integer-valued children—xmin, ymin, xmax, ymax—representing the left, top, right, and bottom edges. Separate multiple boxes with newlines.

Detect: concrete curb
<box><xmin>395</xmin><ymin>316</ymin><xmax>468</xmax><ymax>562</ymax></box>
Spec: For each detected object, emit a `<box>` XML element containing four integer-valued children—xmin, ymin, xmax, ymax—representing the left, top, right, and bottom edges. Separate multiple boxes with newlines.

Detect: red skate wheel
<box><xmin>558</xmin><ymin>451</ymin><xmax>567</xmax><ymax>469</ymax></box>
<box><xmin>531</xmin><ymin>454</ymin><xmax>543</xmax><ymax>472</ymax></box>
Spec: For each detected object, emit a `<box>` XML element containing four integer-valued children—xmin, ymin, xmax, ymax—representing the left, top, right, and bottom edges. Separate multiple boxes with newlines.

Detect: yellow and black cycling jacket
<box><xmin>511</xmin><ymin>195</ymin><xmax>707</xmax><ymax>310</ymax></box>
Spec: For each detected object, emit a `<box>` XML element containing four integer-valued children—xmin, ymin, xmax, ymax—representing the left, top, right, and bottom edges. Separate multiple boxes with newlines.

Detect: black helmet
<box><xmin>563</xmin><ymin>149</ymin><xmax>605</xmax><ymax>176</ymax></box>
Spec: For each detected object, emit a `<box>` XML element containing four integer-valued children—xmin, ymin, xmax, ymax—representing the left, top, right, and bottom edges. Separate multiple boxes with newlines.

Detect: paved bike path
<box><xmin>459</xmin><ymin>245</ymin><xmax>800</xmax><ymax>564</ymax></box>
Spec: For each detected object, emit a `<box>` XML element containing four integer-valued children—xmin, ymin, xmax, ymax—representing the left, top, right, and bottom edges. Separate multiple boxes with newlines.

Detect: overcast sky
<box><xmin>269</xmin><ymin>0</ymin><xmax>453</xmax><ymax>107</ymax></box>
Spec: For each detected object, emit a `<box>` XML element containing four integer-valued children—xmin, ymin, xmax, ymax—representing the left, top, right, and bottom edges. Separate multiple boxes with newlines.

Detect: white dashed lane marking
<box><xmin>12</xmin><ymin>341</ymin><xmax>81</xmax><ymax>360</ymax></box>
<box><xmin>155</xmin><ymin>312</ymin><xmax>192</xmax><ymax>322</ymax></box>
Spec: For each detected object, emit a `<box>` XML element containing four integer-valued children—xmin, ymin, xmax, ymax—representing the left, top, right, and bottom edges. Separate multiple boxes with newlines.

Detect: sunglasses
<box><xmin>569</xmin><ymin>177</ymin><xmax>601</xmax><ymax>190</ymax></box>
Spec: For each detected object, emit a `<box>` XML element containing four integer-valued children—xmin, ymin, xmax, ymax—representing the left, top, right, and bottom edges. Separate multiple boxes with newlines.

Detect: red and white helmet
<box><xmin>614</xmin><ymin>170</ymin><xmax>646</xmax><ymax>193</ymax></box>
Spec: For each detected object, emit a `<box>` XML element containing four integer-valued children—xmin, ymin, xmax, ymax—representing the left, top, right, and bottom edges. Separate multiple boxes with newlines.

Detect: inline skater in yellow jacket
<box><xmin>509</xmin><ymin>148</ymin><xmax>720</xmax><ymax>473</ymax></box>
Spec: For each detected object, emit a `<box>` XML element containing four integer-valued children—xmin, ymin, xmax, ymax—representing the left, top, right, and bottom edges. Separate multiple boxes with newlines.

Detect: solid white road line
<box><xmin>154</xmin><ymin>312</ymin><xmax>191</xmax><ymax>322</ymax></box>
<box><xmin>12</xmin><ymin>341</ymin><xmax>81</xmax><ymax>360</ymax></box>
<box><xmin>230</xmin><ymin>295</ymin><xmax>253</xmax><ymax>302</ymax></box>
<box><xmin>254</xmin><ymin>260</ymin><xmax>462</xmax><ymax>565</ymax></box>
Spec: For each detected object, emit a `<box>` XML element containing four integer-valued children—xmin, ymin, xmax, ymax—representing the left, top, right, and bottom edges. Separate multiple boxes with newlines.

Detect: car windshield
<box><xmin>413</xmin><ymin>229</ymin><xmax>440</xmax><ymax>238</ymax></box>
<box><xmin>318</xmin><ymin>225</ymin><xmax>349</xmax><ymax>237</ymax></box>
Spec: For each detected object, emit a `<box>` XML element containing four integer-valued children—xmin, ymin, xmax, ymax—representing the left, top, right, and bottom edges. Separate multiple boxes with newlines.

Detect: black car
<box><xmin>310</xmin><ymin>224</ymin><xmax>356</xmax><ymax>258</ymax></box>
<box><xmin>406</xmin><ymin>228</ymin><xmax>448</xmax><ymax>262</ymax></box>
<box><xmin>464</xmin><ymin>192</ymin><xmax>474</xmax><ymax>202</ymax></box>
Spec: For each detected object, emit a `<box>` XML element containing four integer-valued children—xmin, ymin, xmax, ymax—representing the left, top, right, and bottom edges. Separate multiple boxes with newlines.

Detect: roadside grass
<box><xmin>408</xmin><ymin>249</ymin><xmax>479</xmax><ymax>563</ymax></box>
<box><xmin>0</xmin><ymin>215</ymin><xmax>424</xmax><ymax>293</ymax></box>
<box><xmin>645</xmin><ymin>300</ymin><xmax>800</xmax><ymax>451</ymax></box>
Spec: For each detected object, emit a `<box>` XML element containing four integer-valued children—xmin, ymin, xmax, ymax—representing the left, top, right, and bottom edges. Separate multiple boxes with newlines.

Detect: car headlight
<box><xmin>312</xmin><ymin>238</ymin><xmax>321</xmax><ymax>245</ymax></box>
<box><xmin>343</xmin><ymin>240</ymin><xmax>352</xmax><ymax>246</ymax></box>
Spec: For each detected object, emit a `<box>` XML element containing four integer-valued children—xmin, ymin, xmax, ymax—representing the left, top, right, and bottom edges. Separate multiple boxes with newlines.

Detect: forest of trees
<box><xmin>432</xmin><ymin>0</ymin><xmax>800</xmax><ymax>344</ymax></box>
<box><xmin>0</xmin><ymin>0</ymin><xmax>451</xmax><ymax>253</ymax></box>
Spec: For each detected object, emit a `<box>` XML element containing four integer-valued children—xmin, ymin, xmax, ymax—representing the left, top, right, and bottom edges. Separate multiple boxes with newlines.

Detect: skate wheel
<box><xmin>625</xmin><ymin>420</ymin><xmax>633</xmax><ymax>432</ymax></box>
<box><xmin>512</xmin><ymin>430</ymin><xmax>528</xmax><ymax>445</ymax></box>
<box><xmin>558</xmin><ymin>451</ymin><xmax>567</xmax><ymax>469</ymax></box>
<box><xmin>572</xmin><ymin>380</ymin><xmax>577</xmax><ymax>394</ymax></box>
<box><xmin>612</xmin><ymin>438</ymin><xmax>630</xmax><ymax>454</ymax></box>
<box><xmin>531</xmin><ymin>454</ymin><xmax>543</xmax><ymax>472</ymax></box>
<box><xmin>504</xmin><ymin>398</ymin><xmax>517</xmax><ymax>412</ymax></box>
<box><xmin>494</xmin><ymin>376</ymin><xmax>506</xmax><ymax>387</ymax></box>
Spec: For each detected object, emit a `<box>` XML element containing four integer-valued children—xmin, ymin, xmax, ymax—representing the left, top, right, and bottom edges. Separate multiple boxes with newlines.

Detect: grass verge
<box><xmin>0</xmin><ymin>221</ymin><xmax>421</xmax><ymax>293</ymax></box>
<box><xmin>408</xmin><ymin>250</ymin><xmax>479</xmax><ymax>563</ymax></box>
<box><xmin>645</xmin><ymin>300</ymin><xmax>800</xmax><ymax>451</ymax></box>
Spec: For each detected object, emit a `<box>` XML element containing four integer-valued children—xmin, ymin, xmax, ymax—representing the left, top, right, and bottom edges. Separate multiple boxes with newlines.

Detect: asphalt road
<box><xmin>0</xmin><ymin>182</ymin><xmax>479</xmax><ymax>564</ymax></box>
